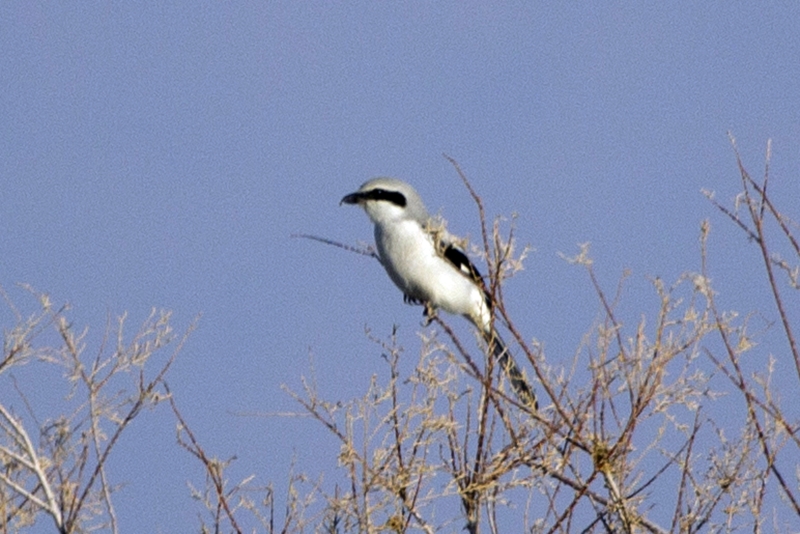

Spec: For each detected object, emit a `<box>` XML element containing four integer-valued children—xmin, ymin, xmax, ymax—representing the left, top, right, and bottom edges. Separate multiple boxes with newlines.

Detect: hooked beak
<box><xmin>340</xmin><ymin>191</ymin><xmax>364</xmax><ymax>206</ymax></box>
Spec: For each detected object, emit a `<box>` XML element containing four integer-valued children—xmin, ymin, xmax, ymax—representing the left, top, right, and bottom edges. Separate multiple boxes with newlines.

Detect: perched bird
<box><xmin>341</xmin><ymin>178</ymin><xmax>536</xmax><ymax>409</ymax></box>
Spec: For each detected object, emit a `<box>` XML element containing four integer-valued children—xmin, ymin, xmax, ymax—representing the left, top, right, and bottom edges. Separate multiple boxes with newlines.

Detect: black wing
<box><xmin>442</xmin><ymin>243</ymin><xmax>482</xmax><ymax>282</ymax></box>
<box><xmin>441</xmin><ymin>241</ymin><xmax>493</xmax><ymax>307</ymax></box>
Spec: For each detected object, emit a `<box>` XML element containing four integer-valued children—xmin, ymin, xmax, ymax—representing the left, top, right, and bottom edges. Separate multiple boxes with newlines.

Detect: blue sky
<box><xmin>2</xmin><ymin>3</ymin><xmax>799</xmax><ymax>531</ymax></box>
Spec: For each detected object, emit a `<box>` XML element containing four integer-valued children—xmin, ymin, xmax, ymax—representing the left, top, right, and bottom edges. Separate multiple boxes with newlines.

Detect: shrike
<box><xmin>341</xmin><ymin>178</ymin><xmax>536</xmax><ymax>409</ymax></box>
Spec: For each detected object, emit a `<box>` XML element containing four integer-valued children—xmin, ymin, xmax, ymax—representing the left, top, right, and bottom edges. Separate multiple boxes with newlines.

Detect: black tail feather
<box><xmin>485</xmin><ymin>331</ymin><xmax>537</xmax><ymax>410</ymax></box>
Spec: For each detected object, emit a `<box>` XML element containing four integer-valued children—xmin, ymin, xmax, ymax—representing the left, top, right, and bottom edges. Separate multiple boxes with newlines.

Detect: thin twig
<box><xmin>292</xmin><ymin>233</ymin><xmax>381</xmax><ymax>262</ymax></box>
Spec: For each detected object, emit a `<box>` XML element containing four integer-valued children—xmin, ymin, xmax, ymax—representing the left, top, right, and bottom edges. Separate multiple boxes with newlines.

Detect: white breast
<box><xmin>375</xmin><ymin>219</ymin><xmax>489</xmax><ymax>328</ymax></box>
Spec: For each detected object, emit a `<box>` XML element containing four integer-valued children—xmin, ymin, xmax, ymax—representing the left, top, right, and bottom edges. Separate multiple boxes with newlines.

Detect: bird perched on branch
<box><xmin>341</xmin><ymin>178</ymin><xmax>536</xmax><ymax>409</ymax></box>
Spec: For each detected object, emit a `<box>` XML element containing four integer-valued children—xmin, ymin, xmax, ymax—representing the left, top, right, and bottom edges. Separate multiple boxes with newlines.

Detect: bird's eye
<box><xmin>366</xmin><ymin>188</ymin><xmax>406</xmax><ymax>207</ymax></box>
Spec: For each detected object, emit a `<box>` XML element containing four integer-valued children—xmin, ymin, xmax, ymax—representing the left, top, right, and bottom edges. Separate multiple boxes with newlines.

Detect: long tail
<box><xmin>484</xmin><ymin>330</ymin><xmax>537</xmax><ymax>409</ymax></box>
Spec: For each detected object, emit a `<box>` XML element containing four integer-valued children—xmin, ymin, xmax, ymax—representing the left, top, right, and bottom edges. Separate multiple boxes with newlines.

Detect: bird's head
<box><xmin>341</xmin><ymin>178</ymin><xmax>429</xmax><ymax>225</ymax></box>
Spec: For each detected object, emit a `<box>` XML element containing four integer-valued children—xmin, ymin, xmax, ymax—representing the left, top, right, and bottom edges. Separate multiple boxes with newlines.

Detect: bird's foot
<box><xmin>403</xmin><ymin>294</ymin><xmax>423</xmax><ymax>306</ymax></box>
<box><xmin>422</xmin><ymin>302</ymin><xmax>437</xmax><ymax>326</ymax></box>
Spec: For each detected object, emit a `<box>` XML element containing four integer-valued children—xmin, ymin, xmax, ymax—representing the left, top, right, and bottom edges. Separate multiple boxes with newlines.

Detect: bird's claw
<box><xmin>403</xmin><ymin>294</ymin><xmax>423</xmax><ymax>306</ymax></box>
<box><xmin>422</xmin><ymin>302</ymin><xmax>437</xmax><ymax>326</ymax></box>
